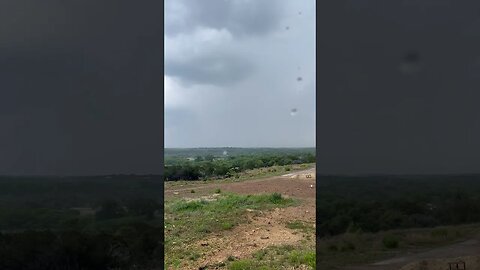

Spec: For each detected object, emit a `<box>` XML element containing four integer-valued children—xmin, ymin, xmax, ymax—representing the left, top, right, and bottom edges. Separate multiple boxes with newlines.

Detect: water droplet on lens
<box><xmin>399</xmin><ymin>50</ymin><xmax>421</xmax><ymax>74</ymax></box>
<box><xmin>404</xmin><ymin>51</ymin><xmax>419</xmax><ymax>63</ymax></box>
<box><xmin>290</xmin><ymin>108</ymin><xmax>298</xmax><ymax>116</ymax></box>
<box><xmin>296</xmin><ymin>77</ymin><xmax>303</xmax><ymax>82</ymax></box>
<box><xmin>298</xmin><ymin>11</ymin><xmax>302</xmax><ymax>15</ymax></box>
<box><xmin>285</xmin><ymin>26</ymin><xmax>290</xmax><ymax>30</ymax></box>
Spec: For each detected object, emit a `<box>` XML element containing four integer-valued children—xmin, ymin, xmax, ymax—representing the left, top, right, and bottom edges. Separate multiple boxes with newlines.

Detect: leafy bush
<box><xmin>269</xmin><ymin>193</ymin><xmax>283</xmax><ymax>204</ymax></box>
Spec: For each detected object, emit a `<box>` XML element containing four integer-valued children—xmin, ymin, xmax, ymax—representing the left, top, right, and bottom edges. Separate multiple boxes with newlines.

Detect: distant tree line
<box><xmin>318</xmin><ymin>176</ymin><xmax>480</xmax><ymax>237</ymax></box>
<box><xmin>164</xmin><ymin>153</ymin><xmax>315</xmax><ymax>181</ymax></box>
<box><xmin>164</xmin><ymin>147</ymin><xmax>315</xmax><ymax>158</ymax></box>
<box><xmin>0</xmin><ymin>198</ymin><xmax>163</xmax><ymax>269</ymax></box>
<box><xmin>0</xmin><ymin>224</ymin><xmax>163</xmax><ymax>270</ymax></box>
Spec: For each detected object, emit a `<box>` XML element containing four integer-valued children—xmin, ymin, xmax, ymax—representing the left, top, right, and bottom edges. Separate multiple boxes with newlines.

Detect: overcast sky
<box><xmin>317</xmin><ymin>1</ymin><xmax>480</xmax><ymax>174</ymax></box>
<box><xmin>0</xmin><ymin>1</ymin><xmax>162</xmax><ymax>175</ymax></box>
<box><xmin>164</xmin><ymin>0</ymin><xmax>316</xmax><ymax>148</ymax></box>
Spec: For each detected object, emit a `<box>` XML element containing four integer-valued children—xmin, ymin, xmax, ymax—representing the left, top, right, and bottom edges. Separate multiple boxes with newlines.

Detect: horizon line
<box><xmin>165</xmin><ymin>146</ymin><xmax>316</xmax><ymax>149</ymax></box>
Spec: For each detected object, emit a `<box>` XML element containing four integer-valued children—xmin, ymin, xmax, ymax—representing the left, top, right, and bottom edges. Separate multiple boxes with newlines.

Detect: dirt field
<box><xmin>165</xmin><ymin>167</ymin><xmax>316</xmax><ymax>269</ymax></box>
<box><xmin>164</xmin><ymin>167</ymin><xmax>316</xmax><ymax>200</ymax></box>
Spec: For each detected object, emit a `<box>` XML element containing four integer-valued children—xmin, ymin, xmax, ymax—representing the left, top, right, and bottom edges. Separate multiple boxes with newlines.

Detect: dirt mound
<box><xmin>399</xmin><ymin>256</ymin><xmax>480</xmax><ymax>270</ymax></box>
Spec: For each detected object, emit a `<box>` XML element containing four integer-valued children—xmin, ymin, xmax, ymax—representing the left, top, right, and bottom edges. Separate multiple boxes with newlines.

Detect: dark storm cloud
<box><xmin>165</xmin><ymin>53</ymin><xmax>254</xmax><ymax>86</ymax></box>
<box><xmin>317</xmin><ymin>1</ymin><xmax>480</xmax><ymax>174</ymax></box>
<box><xmin>0</xmin><ymin>1</ymin><xmax>162</xmax><ymax>175</ymax></box>
<box><xmin>165</xmin><ymin>0</ymin><xmax>284</xmax><ymax>37</ymax></box>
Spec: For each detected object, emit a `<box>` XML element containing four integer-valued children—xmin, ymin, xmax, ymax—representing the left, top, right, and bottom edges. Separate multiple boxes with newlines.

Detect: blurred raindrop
<box><xmin>290</xmin><ymin>108</ymin><xmax>298</xmax><ymax>116</ymax></box>
<box><xmin>285</xmin><ymin>26</ymin><xmax>290</xmax><ymax>30</ymax></box>
<box><xmin>298</xmin><ymin>11</ymin><xmax>302</xmax><ymax>15</ymax></box>
<box><xmin>399</xmin><ymin>50</ymin><xmax>421</xmax><ymax>74</ymax></box>
<box><xmin>297</xmin><ymin>76</ymin><xmax>303</xmax><ymax>82</ymax></box>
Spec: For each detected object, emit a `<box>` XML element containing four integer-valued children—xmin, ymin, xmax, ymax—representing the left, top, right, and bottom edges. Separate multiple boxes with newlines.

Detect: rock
<box><xmin>260</xmin><ymin>236</ymin><xmax>269</xmax><ymax>239</ymax></box>
<box><xmin>310</xmin><ymin>185</ymin><xmax>314</xmax><ymax>188</ymax></box>
<box><xmin>200</xmin><ymin>242</ymin><xmax>209</xmax><ymax>246</ymax></box>
<box><xmin>173</xmin><ymin>192</ymin><xmax>179</xmax><ymax>195</ymax></box>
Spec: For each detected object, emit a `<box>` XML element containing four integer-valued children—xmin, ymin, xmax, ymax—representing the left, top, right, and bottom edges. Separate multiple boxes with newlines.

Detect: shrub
<box><xmin>382</xmin><ymin>234</ymin><xmax>399</xmax><ymax>249</ymax></box>
<box><xmin>269</xmin><ymin>193</ymin><xmax>283</xmax><ymax>204</ymax></box>
<box><xmin>431</xmin><ymin>228</ymin><xmax>448</xmax><ymax>238</ymax></box>
<box><xmin>339</xmin><ymin>241</ymin><xmax>355</xmax><ymax>252</ymax></box>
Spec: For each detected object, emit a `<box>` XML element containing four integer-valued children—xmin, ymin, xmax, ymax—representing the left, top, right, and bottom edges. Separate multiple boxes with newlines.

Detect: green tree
<box><xmin>127</xmin><ymin>198</ymin><xmax>160</xmax><ymax>219</ymax></box>
<box><xmin>95</xmin><ymin>200</ymin><xmax>125</xmax><ymax>220</ymax></box>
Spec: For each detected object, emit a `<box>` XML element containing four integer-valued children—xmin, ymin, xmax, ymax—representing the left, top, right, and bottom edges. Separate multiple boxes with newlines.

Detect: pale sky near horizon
<box><xmin>164</xmin><ymin>0</ymin><xmax>316</xmax><ymax>148</ymax></box>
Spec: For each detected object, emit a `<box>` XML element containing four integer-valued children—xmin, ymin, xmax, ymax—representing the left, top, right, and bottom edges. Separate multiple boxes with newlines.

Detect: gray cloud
<box><xmin>165</xmin><ymin>0</ymin><xmax>284</xmax><ymax>37</ymax></box>
<box><xmin>164</xmin><ymin>0</ymin><xmax>316</xmax><ymax>148</ymax></box>
<box><xmin>165</xmin><ymin>53</ymin><xmax>254</xmax><ymax>86</ymax></box>
<box><xmin>164</xmin><ymin>0</ymin><xmax>284</xmax><ymax>87</ymax></box>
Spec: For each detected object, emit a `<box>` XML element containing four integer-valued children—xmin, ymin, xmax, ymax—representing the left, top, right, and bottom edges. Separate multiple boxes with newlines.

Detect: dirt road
<box><xmin>164</xmin><ymin>167</ymin><xmax>316</xmax><ymax>200</ymax></box>
<box><xmin>343</xmin><ymin>236</ymin><xmax>480</xmax><ymax>270</ymax></box>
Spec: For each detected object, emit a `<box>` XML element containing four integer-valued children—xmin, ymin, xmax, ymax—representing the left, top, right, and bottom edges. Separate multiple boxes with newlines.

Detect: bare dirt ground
<box><xmin>164</xmin><ymin>167</ymin><xmax>316</xmax><ymax>200</ymax></box>
<box><xmin>343</xmin><ymin>236</ymin><xmax>480</xmax><ymax>270</ymax></box>
<box><xmin>165</xmin><ymin>167</ymin><xmax>316</xmax><ymax>269</ymax></box>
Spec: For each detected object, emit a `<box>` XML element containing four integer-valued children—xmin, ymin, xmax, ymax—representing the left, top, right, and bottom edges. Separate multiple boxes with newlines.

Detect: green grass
<box><xmin>227</xmin><ymin>245</ymin><xmax>315</xmax><ymax>270</ymax></box>
<box><xmin>286</xmin><ymin>220</ymin><xmax>315</xmax><ymax>235</ymax></box>
<box><xmin>164</xmin><ymin>193</ymin><xmax>296</xmax><ymax>269</ymax></box>
<box><xmin>288</xmin><ymin>250</ymin><xmax>316</xmax><ymax>267</ymax></box>
<box><xmin>229</xmin><ymin>259</ymin><xmax>267</xmax><ymax>270</ymax></box>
